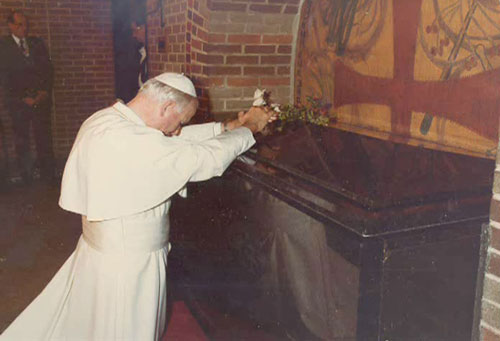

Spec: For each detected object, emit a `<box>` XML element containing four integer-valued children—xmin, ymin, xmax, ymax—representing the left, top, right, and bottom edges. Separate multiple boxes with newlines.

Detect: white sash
<box><xmin>82</xmin><ymin>215</ymin><xmax>169</xmax><ymax>254</ymax></box>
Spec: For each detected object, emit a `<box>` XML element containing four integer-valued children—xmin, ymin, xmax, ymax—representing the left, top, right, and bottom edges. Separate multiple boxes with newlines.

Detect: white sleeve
<box><xmin>177</xmin><ymin>122</ymin><xmax>223</xmax><ymax>141</ymax></box>
<box><xmin>184</xmin><ymin>127</ymin><xmax>255</xmax><ymax>182</ymax></box>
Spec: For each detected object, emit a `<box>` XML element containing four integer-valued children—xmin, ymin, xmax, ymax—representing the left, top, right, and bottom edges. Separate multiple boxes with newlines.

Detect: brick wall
<box><xmin>147</xmin><ymin>0</ymin><xmax>211</xmax><ymax>121</ymax></box>
<box><xmin>0</xmin><ymin>1</ymin><xmax>50</xmax><ymax>175</ymax></box>
<box><xmin>205</xmin><ymin>0</ymin><xmax>297</xmax><ymax>120</ymax></box>
<box><xmin>482</xmin><ymin>159</ymin><xmax>500</xmax><ymax>339</ymax></box>
<box><xmin>0</xmin><ymin>1</ymin><xmax>115</xmax><ymax>175</ymax></box>
<box><xmin>147</xmin><ymin>0</ymin><xmax>187</xmax><ymax>75</ymax></box>
<box><xmin>187</xmin><ymin>0</ymin><xmax>210</xmax><ymax>121</ymax></box>
<box><xmin>146</xmin><ymin>0</ymin><xmax>299</xmax><ymax>121</ymax></box>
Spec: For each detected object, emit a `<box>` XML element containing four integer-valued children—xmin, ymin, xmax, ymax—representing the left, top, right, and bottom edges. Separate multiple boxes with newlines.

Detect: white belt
<box><xmin>82</xmin><ymin>215</ymin><xmax>169</xmax><ymax>254</ymax></box>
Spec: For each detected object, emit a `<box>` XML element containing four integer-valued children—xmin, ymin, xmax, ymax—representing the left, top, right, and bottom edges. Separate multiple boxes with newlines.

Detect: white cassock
<box><xmin>1</xmin><ymin>102</ymin><xmax>255</xmax><ymax>341</ymax></box>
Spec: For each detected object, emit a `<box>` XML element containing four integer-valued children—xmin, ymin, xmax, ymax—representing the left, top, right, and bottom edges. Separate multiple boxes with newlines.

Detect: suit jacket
<box><xmin>115</xmin><ymin>38</ymin><xmax>146</xmax><ymax>103</ymax></box>
<box><xmin>0</xmin><ymin>35</ymin><xmax>53</xmax><ymax>113</ymax></box>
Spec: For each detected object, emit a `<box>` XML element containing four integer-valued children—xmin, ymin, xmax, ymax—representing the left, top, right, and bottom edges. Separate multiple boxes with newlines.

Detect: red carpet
<box><xmin>163</xmin><ymin>301</ymin><xmax>208</xmax><ymax>341</ymax></box>
<box><xmin>187</xmin><ymin>300</ymin><xmax>283</xmax><ymax>341</ymax></box>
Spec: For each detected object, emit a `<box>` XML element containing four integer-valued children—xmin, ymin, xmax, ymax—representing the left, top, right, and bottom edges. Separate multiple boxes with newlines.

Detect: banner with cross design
<box><xmin>295</xmin><ymin>0</ymin><xmax>500</xmax><ymax>159</ymax></box>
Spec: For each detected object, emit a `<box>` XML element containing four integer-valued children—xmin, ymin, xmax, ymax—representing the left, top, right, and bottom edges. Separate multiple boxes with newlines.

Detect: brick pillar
<box><xmin>147</xmin><ymin>0</ymin><xmax>187</xmax><ymax>76</ymax></box>
<box><xmin>206</xmin><ymin>0</ymin><xmax>298</xmax><ymax>121</ymax></box>
<box><xmin>187</xmin><ymin>0</ymin><xmax>211</xmax><ymax>121</ymax></box>
<box><xmin>145</xmin><ymin>0</ymin><xmax>299</xmax><ymax>122</ymax></box>
<box><xmin>481</xmin><ymin>160</ymin><xmax>500</xmax><ymax>340</ymax></box>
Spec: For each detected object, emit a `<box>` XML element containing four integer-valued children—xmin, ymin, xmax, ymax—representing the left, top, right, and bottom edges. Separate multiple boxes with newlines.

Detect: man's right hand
<box><xmin>239</xmin><ymin>106</ymin><xmax>276</xmax><ymax>134</ymax></box>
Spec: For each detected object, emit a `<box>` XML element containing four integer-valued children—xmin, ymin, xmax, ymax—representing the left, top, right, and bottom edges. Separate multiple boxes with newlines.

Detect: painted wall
<box><xmin>295</xmin><ymin>0</ymin><xmax>500</xmax><ymax>159</ymax></box>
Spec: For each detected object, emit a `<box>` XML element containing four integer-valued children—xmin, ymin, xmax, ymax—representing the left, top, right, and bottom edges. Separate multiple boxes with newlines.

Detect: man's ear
<box><xmin>160</xmin><ymin>100</ymin><xmax>176</xmax><ymax>117</ymax></box>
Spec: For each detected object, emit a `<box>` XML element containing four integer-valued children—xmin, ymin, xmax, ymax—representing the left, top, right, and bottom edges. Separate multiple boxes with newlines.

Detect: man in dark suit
<box><xmin>115</xmin><ymin>19</ymin><xmax>147</xmax><ymax>103</ymax></box>
<box><xmin>0</xmin><ymin>10</ymin><xmax>54</xmax><ymax>184</ymax></box>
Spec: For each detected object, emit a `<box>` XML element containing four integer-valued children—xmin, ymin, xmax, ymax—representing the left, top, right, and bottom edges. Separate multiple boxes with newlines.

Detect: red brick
<box><xmin>261</xmin><ymin>77</ymin><xmax>290</xmax><ymax>86</ymax></box>
<box><xmin>244</xmin><ymin>66</ymin><xmax>275</xmax><ymax>76</ymax></box>
<box><xmin>278</xmin><ymin>66</ymin><xmax>291</xmax><ymax>75</ymax></box>
<box><xmin>228</xmin><ymin>34</ymin><xmax>261</xmax><ymax>44</ymax></box>
<box><xmin>487</xmin><ymin>252</ymin><xmax>500</xmax><ymax>277</ymax></box>
<box><xmin>198</xmin><ymin>28</ymin><xmax>209</xmax><ymax>42</ymax></box>
<box><xmin>192</xmin><ymin>38</ymin><xmax>203</xmax><ymax>50</ymax></box>
<box><xmin>249</xmin><ymin>4</ymin><xmax>282</xmax><ymax>13</ymax></box>
<box><xmin>278</xmin><ymin>45</ymin><xmax>292</xmax><ymax>54</ymax></box>
<box><xmin>262</xmin><ymin>35</ymin><xmax>293</xmax><ymax>44</ymax></box>
<box><xmin>209</xmin><ymin>34</ymin><xmax>226</xmax><ymax>43</ymax></box>
<box><xmin>204</xmin><ymin>66</ymin><xmax>242</xmax><ymax>75</ymax></box>
<box><xmin>197</xmin><ymin>53</ymin><xmax>224</xmax><ymax>64</ymax></box>
<box><xmin>490</xmin><ymin>199</ymin><xmax>500</xmax><ymax>222</ymax></box>
<box><xmin>482</xmin><ymin>327</ymin><xmax>500</xmax><ymax>341</ymax></box>
<box><xmin>268</xmin><ymin>0</ymin><xmax>299</xmax><ymax>3</ymax></box>
<box><xmin>261</xmin><ymin>55</ymin><xmax>291</xmax><ymax>64</ymax></box>
<box><xmin>204</xmin><ymin>44</ymin><xmax>242</xmax><ymax>53</ymax></box>
<box><xmin>227</xmin><ymin>55</ymin><xmax>259</xmax><ymax>64</ymax></box>
<box><xmin>49</xmin><ymin>9</ymin><xmax>71</xmax><ymax>16</ymax></box>
<box><xmin>209</xmin><ymin>1</ymin><xmax>247</xmax><ymax>11</ymax></box>
<box><xmin>227</xmin><ymin>77</ymin><xmax>260</xmax><ymax>87</ymax></box>
<box><xmin>284</xmin><ymin>5</ymin><xmax>298</xmax><ymax>14</ymax></box>
<box><xmin>205</xmin><ymin>77</ymin><xmax>225</xmax><ymax>86</ymax></box>
<box><xmin>192</xmin><ymin>65</ymin><xmax>202</xmax><ymax>74</ymax></box>
<box><xmin>492</xmin><ymin>226</ymin><xmax>500</xmax><ymax>251</ymax></box>
<box><xmin>172</xmin><ymin>44</ymin><xmax>181</xmax><ymax>53</ymax></box>
<box><xmin>245</xmin><ymin>45</ymin><xmax>275</xmax><ymax>54</ymax></box>
<box><xmin>193</xmin><ymin>12</ymin><xmax>204</xmax><ymax>26</ymax></box>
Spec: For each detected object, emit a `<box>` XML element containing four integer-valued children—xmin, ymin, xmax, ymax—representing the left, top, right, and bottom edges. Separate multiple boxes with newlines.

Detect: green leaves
<box><xmin>277</xmin><ymin>96</ymin><xmax>332</xmax><ymax>129</ymax></box>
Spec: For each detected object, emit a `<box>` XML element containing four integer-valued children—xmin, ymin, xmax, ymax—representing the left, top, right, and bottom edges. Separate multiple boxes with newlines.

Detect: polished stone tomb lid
<box><xmin>236</xmin><ymin>125</ymin><xmax>494</xmax><ymax>237</ymax></box>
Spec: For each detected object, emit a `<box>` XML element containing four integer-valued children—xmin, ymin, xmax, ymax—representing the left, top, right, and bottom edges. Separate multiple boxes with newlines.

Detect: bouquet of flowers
<box><xmin>252</xmin><ymin>89</ymin><xmax>333</xmax><ymax>132</ymax></box>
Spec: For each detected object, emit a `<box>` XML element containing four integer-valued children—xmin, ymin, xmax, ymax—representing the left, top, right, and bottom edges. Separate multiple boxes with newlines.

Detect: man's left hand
<box><xmin>22</xmin><ymin>97</ymin><xmax>36</xmax><ymax>107</ymax></box>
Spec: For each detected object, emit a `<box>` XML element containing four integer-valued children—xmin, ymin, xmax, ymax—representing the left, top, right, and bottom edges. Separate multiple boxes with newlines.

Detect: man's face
<box><xmin>161</xmin><ymin>100</ymin><xmax>197</xmax><ymax>136</ymax></box>
<box><xmin>131</xmin><ymin>22</ymin><xmax>146</xmax><ymax>44</ymax></box>
<box><xmin>8</xmin><ymin>13</ymin><xmax>28</xmax><ymax>39</ymax></box>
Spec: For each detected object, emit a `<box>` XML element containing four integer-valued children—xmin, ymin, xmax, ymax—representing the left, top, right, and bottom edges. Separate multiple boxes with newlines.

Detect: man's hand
<box><xmin>22</xmin><ymin>97</ymin><xmax>36</xmax><ymax>107</ymax></box>
<box><xmin>222</xmin><ymin>106</ymin><xmax>278</xmax><ymax>134</ymax></box>
<box><xmin>238</xmin><ymin>106</ymin><xmax>277</xmax><ymax>134</ymax></box>
<box><xmin>35</xmin><ymin>90</ymin><xmax>48</xmax><ymax>103</ymax></box>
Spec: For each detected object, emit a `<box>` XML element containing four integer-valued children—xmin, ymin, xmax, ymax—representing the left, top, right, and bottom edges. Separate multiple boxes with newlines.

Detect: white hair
<box><xmin>139</xmin><ymin>78</ymin><xmax>197</xmax><ymax>111</ymax></box>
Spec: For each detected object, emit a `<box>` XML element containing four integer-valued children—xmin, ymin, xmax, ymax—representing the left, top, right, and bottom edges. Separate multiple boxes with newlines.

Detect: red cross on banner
<box><xmin>333</xmin><ymin>0</ymin><xmax>500</xmax><ymax>141</ymax></box>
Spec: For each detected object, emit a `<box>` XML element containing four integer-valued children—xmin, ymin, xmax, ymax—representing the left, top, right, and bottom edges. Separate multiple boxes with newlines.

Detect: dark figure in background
<box><xmin>0</xmin><ymin>10</ymin><xmax>54</xmax><ymax>184</ymax></box>
<box><xmin>115</xmin><ymin>20</ymin><xmax>147</xmax><ymax>103</ymax></box>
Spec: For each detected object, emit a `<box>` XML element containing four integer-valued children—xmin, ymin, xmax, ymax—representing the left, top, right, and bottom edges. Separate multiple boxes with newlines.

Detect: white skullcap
<box><xmin>154</xmin><ymin>72</ymin><xmax>197</xmax><ymax>97</ymax></box>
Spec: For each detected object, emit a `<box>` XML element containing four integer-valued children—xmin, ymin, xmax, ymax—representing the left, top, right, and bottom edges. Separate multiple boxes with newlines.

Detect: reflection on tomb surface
<box><xmin>170</xmin><ymin>125</ymin><xmax>494</xmax><ymax>340</ymax></box>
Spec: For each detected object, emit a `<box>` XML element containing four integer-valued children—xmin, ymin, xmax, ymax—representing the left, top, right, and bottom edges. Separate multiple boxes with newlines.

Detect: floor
<box><xmin>0</xmin><ymin>181</ymin><xmax>79</xmax><ymax>333</ymax></box>
<box><xmin>0</xmin><ymin>180</ymin><xmax>282</xmax><ymax>340</ymax></box>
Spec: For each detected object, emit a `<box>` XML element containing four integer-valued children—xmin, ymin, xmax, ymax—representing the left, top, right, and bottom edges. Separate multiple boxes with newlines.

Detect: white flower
<box><xmin>253</xmin><ymin>88</ymin><xmax>267</xmax><ymax>106</ymax></box>
<box><xmin>271</xmin><ymin>103</ymin><xmax>281</xmax><ymax>112</ymax></box>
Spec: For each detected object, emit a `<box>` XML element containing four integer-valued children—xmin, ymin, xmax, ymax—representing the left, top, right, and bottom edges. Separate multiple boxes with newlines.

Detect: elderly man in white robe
<box><xmin>1</xmin><ymin>73</ymin><xmax>274</xmax><ymax>340</ymax></box>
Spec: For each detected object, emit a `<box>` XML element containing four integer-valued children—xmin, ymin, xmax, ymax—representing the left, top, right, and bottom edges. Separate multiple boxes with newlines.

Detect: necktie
<box><xmin>19</xmin><ymin>39</ymin><xmax>29</xmax><ymax>57</ymax></box>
